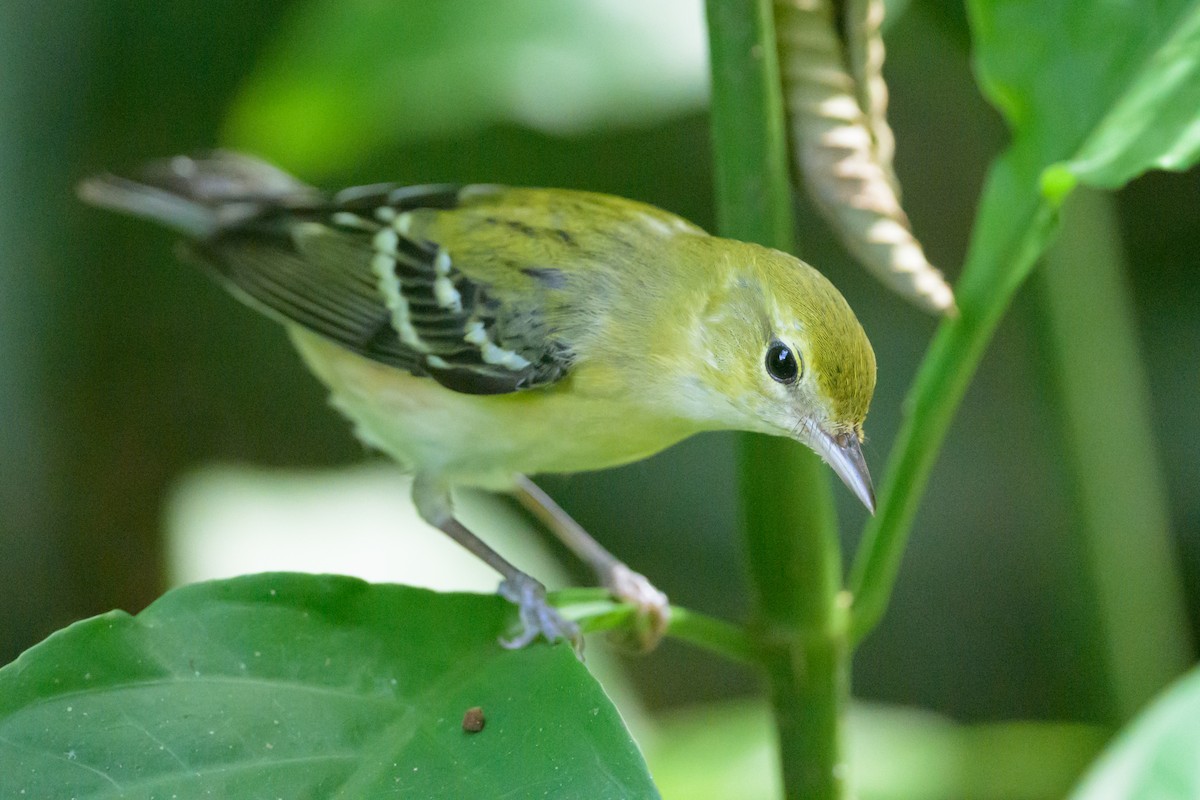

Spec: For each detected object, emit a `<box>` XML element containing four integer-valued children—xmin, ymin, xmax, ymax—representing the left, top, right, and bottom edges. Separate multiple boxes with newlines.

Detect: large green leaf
<box><xmin>971</xmin><ymin>0</ymin><xmax>1200</xmax><ymax>198</ymax></box>
<box><xmin>960</xmin><ymin>0</ymin><xmax>1200</xmax><ymax>300</ymax></box>
<box><xmin>0</xmin><ymin>574</ymin><xmax>658</xmax><ymax>798</ymax></box>
<box><xmin>1070</xmin><ymin>666</ymin><xmax>1200</xmax><ymax>800</ymax></box>
<box><xmin>223</xmin><ymin>0</ymin><xmax>707</xmax><ymax>175</ymax></box>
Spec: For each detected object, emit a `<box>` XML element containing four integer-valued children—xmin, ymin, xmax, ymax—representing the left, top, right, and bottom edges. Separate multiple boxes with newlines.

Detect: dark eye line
<box><xmin>765</xmin><ymin>339</ymin><xmax>802</xmax><ymax>384</ymax></box>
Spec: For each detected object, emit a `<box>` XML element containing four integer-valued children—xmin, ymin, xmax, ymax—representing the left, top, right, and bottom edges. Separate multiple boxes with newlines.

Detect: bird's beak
<box><xmin>810</xmin><ymin>427</ymin><xmax>876</xmax><ymax>514</ymax></box>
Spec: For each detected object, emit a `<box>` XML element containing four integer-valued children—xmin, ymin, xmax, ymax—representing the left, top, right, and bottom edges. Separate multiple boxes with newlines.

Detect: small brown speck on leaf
<box><xmin>462</xmin><ymin>706</ymin><xmax>485</xmax><ymax>733</ymax></box>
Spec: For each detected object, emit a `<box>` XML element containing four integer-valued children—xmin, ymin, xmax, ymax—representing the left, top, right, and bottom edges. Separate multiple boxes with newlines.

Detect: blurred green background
<box><xmin>2</xmin><ymin>0</ymin><xmax>1197</xmax><ymax>738</ymax></box>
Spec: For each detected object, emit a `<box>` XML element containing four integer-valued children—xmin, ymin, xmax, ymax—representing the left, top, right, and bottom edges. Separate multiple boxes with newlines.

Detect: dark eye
<box><xmin>765</xmin><ymin>341</ymin><xmax>801</xmax><ymax>384</ymax></box>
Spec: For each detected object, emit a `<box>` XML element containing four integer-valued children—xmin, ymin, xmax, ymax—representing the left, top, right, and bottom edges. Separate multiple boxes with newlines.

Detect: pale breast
<box><xmin>288</xmin><ymin>328</ymin><xmax>699</xmax><ymax>490</ymax></box>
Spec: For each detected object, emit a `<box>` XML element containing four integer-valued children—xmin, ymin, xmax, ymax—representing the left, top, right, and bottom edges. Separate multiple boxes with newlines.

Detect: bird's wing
<box><xmin>192</xmin><ymin>183</ymin><xmax>576</xmax><ymax>395</ymax></box>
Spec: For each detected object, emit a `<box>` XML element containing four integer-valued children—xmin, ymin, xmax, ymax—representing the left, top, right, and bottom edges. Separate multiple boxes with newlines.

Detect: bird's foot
<box><xmin>605</xmin><ymin>564</ymin><xmax>671</xmax><ymax>652</ymax></box>
<box><xmin>498</xmin><ymin>573</ymin><xmax>584</xmax><ymax>657</ymax></box>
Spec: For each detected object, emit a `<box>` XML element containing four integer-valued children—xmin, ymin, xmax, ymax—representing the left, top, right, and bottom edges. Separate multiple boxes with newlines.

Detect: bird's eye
<box><xmin>765</xmin><ymin>341</ymin><xmax>801</xmax><ymax>384</ymax></box>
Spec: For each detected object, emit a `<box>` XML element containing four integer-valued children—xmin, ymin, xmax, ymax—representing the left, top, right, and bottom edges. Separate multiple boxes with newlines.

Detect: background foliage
<box><xmin>1</xmin><ymin>0</ymin><xmax>1197</xmax><ymax>797</ymax></box>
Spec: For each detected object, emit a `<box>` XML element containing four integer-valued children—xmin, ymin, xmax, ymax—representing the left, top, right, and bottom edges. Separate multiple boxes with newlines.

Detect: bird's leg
<box><xmin>511</xmin><ymin>474</ymin><xmax>670</xmax><ymax>651</ymax></box>
<box><xmin>411</xmin><ymin>475</ymin><xmax>582</xmax><ymax>654</ymax></box>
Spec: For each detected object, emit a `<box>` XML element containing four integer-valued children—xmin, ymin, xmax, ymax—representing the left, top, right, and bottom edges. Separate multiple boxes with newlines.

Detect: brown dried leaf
<box><xmin>775</xmin><ymin>0</ymin><xmax>956</xmax><ymax>315</ymax></box>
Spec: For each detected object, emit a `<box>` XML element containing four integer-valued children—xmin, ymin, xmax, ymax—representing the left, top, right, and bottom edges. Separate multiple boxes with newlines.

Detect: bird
<box><xmin>79</xmin><ymin>151</ymin><xmax>877</xmax><ymax>653</ymax></box>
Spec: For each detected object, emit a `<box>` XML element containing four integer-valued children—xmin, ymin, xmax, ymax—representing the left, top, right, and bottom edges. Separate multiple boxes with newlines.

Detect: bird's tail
<box><xmin>77</xmin><ymin>151</ymin><xmax>320</xmax><ymax>238</ymax></box>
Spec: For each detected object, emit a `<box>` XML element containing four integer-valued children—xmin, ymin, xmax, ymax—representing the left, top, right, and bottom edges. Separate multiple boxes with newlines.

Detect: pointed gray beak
<box><xmin>811</xmin><ymin>427</ymin><xmax>876</xmax><ymax>514</ymax></box>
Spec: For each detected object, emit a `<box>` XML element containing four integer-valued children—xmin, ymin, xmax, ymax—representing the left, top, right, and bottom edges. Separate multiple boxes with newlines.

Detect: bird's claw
<box><xmin>605</xmin><ymin>564</ymin><xmax>671</xmax><ymax>652</ymax></box>
<box><xmin>498</xmin><ymin>574</ymin><xmax>584</xmax><ymax>657</ymax></box>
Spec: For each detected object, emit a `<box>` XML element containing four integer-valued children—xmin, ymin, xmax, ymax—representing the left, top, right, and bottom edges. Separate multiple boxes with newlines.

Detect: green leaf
<box><xmin>223</xmin><ymin>0</ymin><xmax>707</xmax><ymax>175</ymax></box>
<box><xmin>850</xmin><ymin>0</ymin><xmax>1200</xmax><ymax>639</ymax></box>
<box><xmin>970</xmin><ymin>0</ymin><xmax>1200</xmax><ymax>196</ymax></box>
<box><xmin>1070</xmin><ymin>667</ymin><xmax>1200</xmax><ymax>800</ymax></box>
<box><xmin>0</xmin><ymin>574</ymin><xmax>658</xmax><ymax>799</ymax></box>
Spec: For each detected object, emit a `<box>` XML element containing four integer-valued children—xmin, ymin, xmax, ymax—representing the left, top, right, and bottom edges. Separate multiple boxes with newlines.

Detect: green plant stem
<box><xmin>740</xmin><ymin>438</ymin><xmax>846</xmax><ymax>797</ymax></box>
<box><xmin>553</xmin><ymin>590</ymin><xmax>757</xmax><ymax>664</ymax></box>
<box><xmin>669</xmin><ymin>605</ymin><xmax>760</xmax><ymax>664</ymax></box>
<box><xmin>1035</xmin><ymin>188</ymin><xmax>1193</xmax><ymax>722</ymax></box>
<box><xmin>706</xmin><ymin>1</ymin><xmax>846</xmax><ymax>798</ymax></box>
<box><xmin>652</xmin><ymin>701</ymin><xmax>1107</xmax><ymax>800</ymax></box>
<box><xmin>847</xmin><ymin>152</ymin><xmax>1054</xmax><ymax>643</ymax></box>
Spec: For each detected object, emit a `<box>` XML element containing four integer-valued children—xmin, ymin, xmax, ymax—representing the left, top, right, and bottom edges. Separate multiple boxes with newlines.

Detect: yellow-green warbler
<box><xmin>79</xmin><ymin>152</ymin><xmax>877</xmax><ymax>652</ymax></box>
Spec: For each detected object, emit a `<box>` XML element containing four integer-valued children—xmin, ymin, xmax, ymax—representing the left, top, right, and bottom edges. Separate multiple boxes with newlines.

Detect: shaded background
<box><xmin>2</xmin><ymin>0</ymin><xmax>1196</xmax><ymax>733</ymax></box>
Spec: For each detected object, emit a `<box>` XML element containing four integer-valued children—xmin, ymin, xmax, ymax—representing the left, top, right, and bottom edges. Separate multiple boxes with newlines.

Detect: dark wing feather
<box><xmin>80</xmin><ymin>154</ymin><xmax>574</xmax><ymax>394</ymax></box>
<box><xmin>189</xmin><ymin>225</ymin><xmax>427</xmax><ymax>373</ymax></box>
<box><xmin>195</xmin><ymin>184</ymin><xmax>573</xmax><ymax>394</ymax></box>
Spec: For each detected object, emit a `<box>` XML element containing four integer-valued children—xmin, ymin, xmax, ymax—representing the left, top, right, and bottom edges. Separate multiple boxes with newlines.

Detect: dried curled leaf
<box><xmin>843</xmin><ymin>0</ymin><xmax>897</xmax><ymax>191</ymax></box>
<box><xmin>775</xmin><ymin>0</ymin><xmax>957</xmax><ymax>315</ymax></box>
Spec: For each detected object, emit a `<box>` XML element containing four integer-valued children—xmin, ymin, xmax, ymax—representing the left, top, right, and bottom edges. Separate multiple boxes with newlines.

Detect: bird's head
<box><xmin>673</xmin><ymin>239</ymin><xmax>877</xmax><ymax>512</ymax></box>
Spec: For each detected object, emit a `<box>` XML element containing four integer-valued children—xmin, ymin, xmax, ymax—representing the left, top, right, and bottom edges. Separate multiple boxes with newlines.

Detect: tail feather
<box><xmin>78</xmin><ymin>173</ymin><xmax>221</xmax><ymax>237</ymax></box>
<box><xmin>77</xmin><ymin>151</ymin><xmax>319</xmax><ymax>238</ymax></box>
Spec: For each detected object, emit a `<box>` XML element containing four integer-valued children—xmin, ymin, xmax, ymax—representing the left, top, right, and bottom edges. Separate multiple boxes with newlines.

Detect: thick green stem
<box><xmin>706</xmin><ymin>1</ymin><xmax>847</xmax><ymax>798</ymax></box>
<box><xmin>707</xmin><ymin>0</ymin><xmax>795</xmax><ymax>245</ymax></box>
<box><xmin>740</xmin><ymin>437</ymin><xmax>846</xmax><ymax>800</ymax></box>
<box><xmin>1035</xmin><ymin>189</ymin><xmax>1194</xmax><ymax>721</ymax></box>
